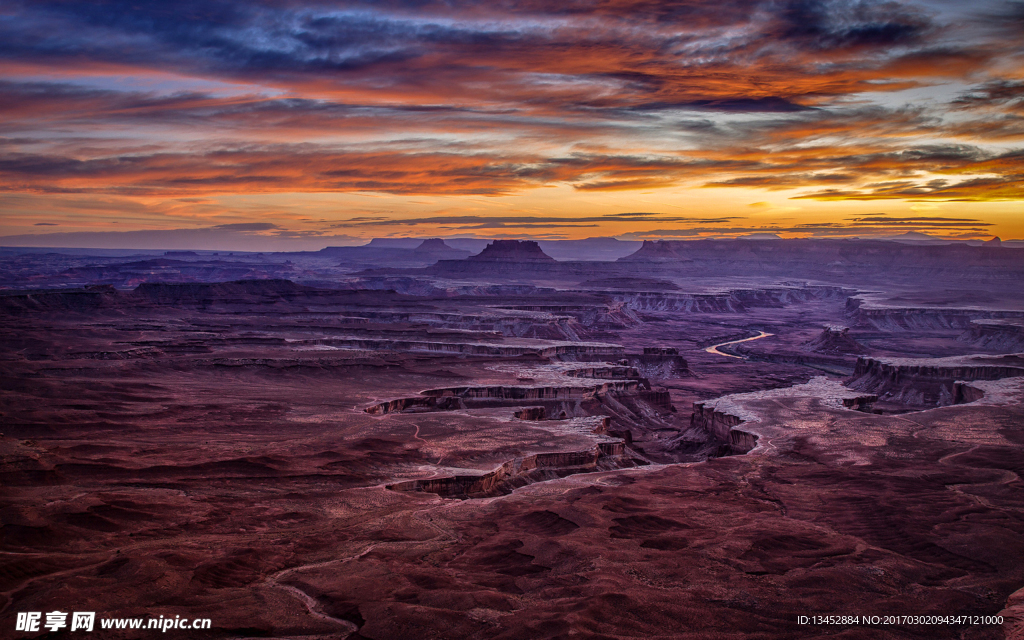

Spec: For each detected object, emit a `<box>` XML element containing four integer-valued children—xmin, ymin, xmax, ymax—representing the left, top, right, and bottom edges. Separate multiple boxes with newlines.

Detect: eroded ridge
<box><xmin>387</xmin><ymin>418</ymin><xmax>640</xmax><ymax>499</ymax></box>
<box><xmin>848</xmin><ymin>354</ymin><xmax>1024</xmax><ymax>409</ymax></box>
<box><xmin>371</xmin><ymin>357</ymin><xmax>674</xmax><ymax>497</ymax></box>
<box><xmin>689</xmin><ymin>377</ymin><xmax>880</xmax><ymax>456</ymax></box>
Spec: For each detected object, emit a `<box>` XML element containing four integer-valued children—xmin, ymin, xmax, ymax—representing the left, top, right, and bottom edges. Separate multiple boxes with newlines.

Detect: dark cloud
<box><xmin>954</xmin><ymin>80</ymin><xmax>1024</xmax><ymax>111</ymax></box>
<box><xmin>704</xmin><ymin>174</ymin><xmax>857</xmax><ymax>188</ymax></box>
<box><xmin>793</xmin><ymin>176</ymin><xmax>1024</xmax><ymax>201</ymax></box>
<box><xmin>0</xmin><ymin>0</ymin><xmax>965</xmax><ymax>109</ymax></box>
<box><xmin>978</xmin><ymin>0</ymin><xmax>1024</xmax><ymax>33</ymax></box>
<box><xmin>0</xmin><ymin>138</ymin><xmax>1016</xmax><ymax>201</ymax></box>
<box><xmin>624</xmin><ymin>97</ymin><xmax>813</xmax><ymax>113</ymax></box>
<box><xmin>773</xmin><ymin>0</ymin><xmax>932</xmax><ymax>51</ymax></box>
<box><xmin>0</xmin><ymin>0</ymin><xmax>1021</xmax><ymax>211</ymax></box>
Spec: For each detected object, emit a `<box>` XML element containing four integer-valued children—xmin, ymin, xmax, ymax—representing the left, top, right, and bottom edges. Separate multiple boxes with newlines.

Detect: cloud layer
<box><xmin>1</xmin><ymin>0</ymin><xmax>1022</xmax><ymax>240</ymax></box>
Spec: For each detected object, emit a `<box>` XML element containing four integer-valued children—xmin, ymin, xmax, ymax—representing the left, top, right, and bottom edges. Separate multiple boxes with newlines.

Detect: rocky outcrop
<box><xmin>578</xmin><ymin>277</ymin><xmax>680</xmax><ymax>290</ymax></box>
<box><xmin>412</xmin><ymin>238</ymin><xmax>471</xmax><ymax>260</ymax></box>
<box><xmin>131</xmin><ymin>279</ymin><xmax>316</xmax><ymax>305</ymax></box>
<box><xmin>624</xmin><ymin>350</ymin><xmax>689</xmax><ymax>379</ymax></box>
<box><xmin>616</xmin><ymin>286</ymin><xmax>849</xmax><ymax>315</ymax></box>
<box><xmin>537</xmin><ymin>237</ymin><xmax>641</xmax><ymax>261</ymax></box>
<box><xmin>846</xmin><ymin>297</ymin><xmax>1024</xmax><ymax>331</ymax></box>
<box><xmin>513</xmin><ymin>406</ymin><xmax>547</xmax><ymax>420</ymax></box>
<box><xmin>958</xmin><ymin>320</ymin><xmax>1024</xmax><ymax>352</ymax></box>
<box><xmin>306</xmin><ymin>309</ymin><xmax>588</xmax><ymax>341</ymax></box>
<box><xmin>492</xmin><ymin>303</ymin><xmax>641</xmax><ymax>331</ymax></box>
<box><xmin>0</xmin><ymin>285</ymin><xmax>121</xmax><ymax>314</ymax></box>
<box><xmin>467</xmin><ymin>240</ymin><xmax>556</xmax><ymax>263</ymax></box>
<box><xmin>690</xmin><ymin>378</ymin><xmax>880</xmax><ymax>453</ymax></box>
<box><xmin>309</xmin><ymin>338</ymin><xmax>622</xmax><ymax>358</ymax></box>
<box><xmin>802</xmin><ymin>325</ymin><xmax>866</xmax><ymax>355</ymax></box>
<box><xmin>363</xmin><ymin>396</ymin><xmax>466</xmax><ymax>415</ymax></box>
<box><xmin>631</xmin><ymin>389</ymin><xmax>673</xmax><ymax>407</ymax></box>
<box><xmin>562</xmin><ymin>365</ymin><xmax>643</xmax><ymax>379</ymax></box>
<box><xmin>617</xmin><ymin>291</ymin><xmax>741</xmax><ymax>313</ymax></box>
<box><xmin>724</xmin><ymin>430</ymin><xmax>758</xmax><ymax>456</ymax></box>
<box><xmin>366</xmin><ymin>380</ymin><xmax>644</xmax><ymax>415</ymax></box>
<box><xmin>319</xmin><ymin>241</ymin><xmax>470</xmax><ymax>266</ymax></box>
<box><xmin>619</xmin><ymin>238</ymin><xmax>1024</xmax><ymax>279</ymax></box>
<box><xmin>690</xmin><ymin>403</ymin><xmax>744</xmax><ymax>443</ymax></box>
<box><xmin>364</xmin><ymin>238</ymin><xmax>423</xmax><ymax>249</ymax></box>
<box><xmin>952</xmin><ymin>382</ymin><xmax>986</xmax><ymax>404</ymax></box>
<box><xmin>339</xmin><ymin>277</ymin><xmax>549</xmax><ymax>297</ymax></box>
<box><xmin>421</xmin><ymin>381</ymin><xmax>643</xmax><ymax>400</ymax></box>
<box><xmin>847</xmin><ymin>356</ymin><xmax>1024</xmax><ymax>407</ymax></box>
<box><xmin>841</xmin><ymin>395</ymin><xmax>878</xmax><ymax>411</ymax></box>
<box><xmin>644</xmin><ymin>347</ymin><xmax>678</xmax><ymax>355</ymax></box>
<box><xmin>387</xmin><ymin>441</ymin><xmax>638</xmax><ymax>499</ymax></box>
<box><xmin>590</xmin><ymin>416</ymin><xmax>631</xmax><ymax>443</ymax></box>
<box><xmin>617</xmin><ymin>240</ymin><xmax>690</xmax><ymax>262</ymax></box>
<box><xmin>1</xmin><ymin>280</ymin><xmax>460</xmax><ymax>316</ymax></box>
<box><xmin>63</xmin><ymin>347</ymin><xmax>165</xmax><ymax>360</ymax></box>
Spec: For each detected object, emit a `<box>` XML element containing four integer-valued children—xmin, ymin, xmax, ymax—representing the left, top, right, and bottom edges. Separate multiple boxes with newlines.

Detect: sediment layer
<box><xmin>847</xmin><ymin>356</ymin><xmax>1024</xmax><ymax>407</ymax></box>
<box><xmin>388</xmin><ymin>441</ymin><xmax>635</xmax><ymax>499</ymax></box>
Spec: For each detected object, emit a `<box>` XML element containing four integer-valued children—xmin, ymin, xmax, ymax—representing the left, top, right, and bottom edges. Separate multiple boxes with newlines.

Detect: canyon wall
<box><xmin>847</xmin><ymin>356</ymin><xmax>1024</xmax><ymax>407</ymax></box>
<box><xmin>690</xmin><ymin>402</ymin><xmax>744</xmax><ymax>443</ymax></box>
<box><xmin>387</xmin><ymin>441</ymin><xmax>636</xmax><ymax>499</ymax></box>
<box><xmin>958</xmin><ymin>320</ymin><xmax>1024</xmax><ymax>352</ymax></box>
<box><xmin>846</xmin><ymin>297</ymin><xmax>1024</xmax><ymax>332</ymax></box>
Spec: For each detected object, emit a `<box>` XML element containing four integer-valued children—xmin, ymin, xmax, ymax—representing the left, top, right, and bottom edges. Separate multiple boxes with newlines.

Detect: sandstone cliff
<box><xmin>847</xmin><ymin>355</ymin><xmax>1024</xmax><ymax>407</ymax></box>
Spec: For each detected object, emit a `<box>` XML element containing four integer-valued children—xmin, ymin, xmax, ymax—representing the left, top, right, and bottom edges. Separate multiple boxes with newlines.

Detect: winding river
<box><xmin>704</xmin><ymin>330</ymin><xmax>774</xmax><ymax>359</ymax></box>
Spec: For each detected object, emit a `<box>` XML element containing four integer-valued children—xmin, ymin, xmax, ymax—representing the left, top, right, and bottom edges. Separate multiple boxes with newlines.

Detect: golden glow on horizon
<box><xmin>3</xmin><ymin>186</ymin><xmax>1020</xmax><ymax>245</ymax></box>
<box><xmin>0</xmin><ymin>0</ymin><xmax>1022</xmax><ymax>248</ymax></box>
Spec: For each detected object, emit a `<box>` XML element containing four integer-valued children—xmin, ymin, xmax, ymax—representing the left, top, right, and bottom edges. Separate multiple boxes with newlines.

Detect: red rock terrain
<box><xmin>2</xmin><ymin>238</ymin><xmax>1023</xmax><ymax>639</ymax></box>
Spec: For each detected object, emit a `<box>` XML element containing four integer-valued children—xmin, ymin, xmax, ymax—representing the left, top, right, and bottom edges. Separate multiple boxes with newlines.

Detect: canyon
<box><xmin>1</xmin><ymin>237</ymin><xmax>1023</xmax><ymax>639</ymax></box>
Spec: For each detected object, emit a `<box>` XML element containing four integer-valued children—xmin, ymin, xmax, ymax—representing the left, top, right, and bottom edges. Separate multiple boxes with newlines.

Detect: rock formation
<box><xmin>412</xmin><ymin>238</ymin><xmax>470</xmax><ymax>259</ymax></box>
<box><xmin>845</xmin><ymin>296</ymin><xmax>1024</xmax><ymax>331</ymax></box>
<box><xmin>802</xmin><ymin>325</ymin><xmax>866</xmax><ymax>354</ymax></box>
<box><xmin>365</xmin><ymin>237</ymin><xmax>423</xmax><ymax>249</ymax></box>
<box><xmin>847</xmin><ymin>355</ymin><xmax>1024</xmax><ymax>407</ymax></box>
<box><xmin>388</xmin><ymin>440</ymin><xmax>637</xmax><ymax>499</ymax></box>
<box><xmin>958</xmin><ymin>319</ymin><xmax>1024</xmax><ymax>352</ymax></box>
<box><xmin>467</xmin><ymin>240</ymin><xmax>557</xmax><ymax>263</ymax></box>
<box><xmin>617</xmin><ymin>240</ymin><xmax>689</xmax><ymax>262</ymax></box>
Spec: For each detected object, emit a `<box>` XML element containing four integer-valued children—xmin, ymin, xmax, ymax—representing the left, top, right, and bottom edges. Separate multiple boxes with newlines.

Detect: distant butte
<box><xmin>413</xmin><ymin>238</ymin><xmax>471</xmax><ymax>259</ymax></box>
<box><xmin>415</xmin><ymin>238</ymin><xmax>451</xmax><ymax>251</ymax></box>
<box><xmin>467</xmin><ymin>239</ymin><xmax>556</xmax><ymax>262</ymax></box>
<box><xmin>617</xmin><ymin>240</ymin><xmax>690</xmax><ymax>262</ymax></box>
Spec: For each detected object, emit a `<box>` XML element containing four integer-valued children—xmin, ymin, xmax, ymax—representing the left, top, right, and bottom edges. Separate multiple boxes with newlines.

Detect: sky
<box><xmin>0</xmin><ymin>0</ymin><xmax>1022</xmax><ymax>249</ymax></box>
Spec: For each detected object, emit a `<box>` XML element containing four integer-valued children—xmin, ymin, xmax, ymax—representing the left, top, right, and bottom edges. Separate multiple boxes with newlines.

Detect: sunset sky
<box><xmin>1</xmin><ymin>0</ymin><xmax>1023</xmax><ymax>249</ymax></box>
